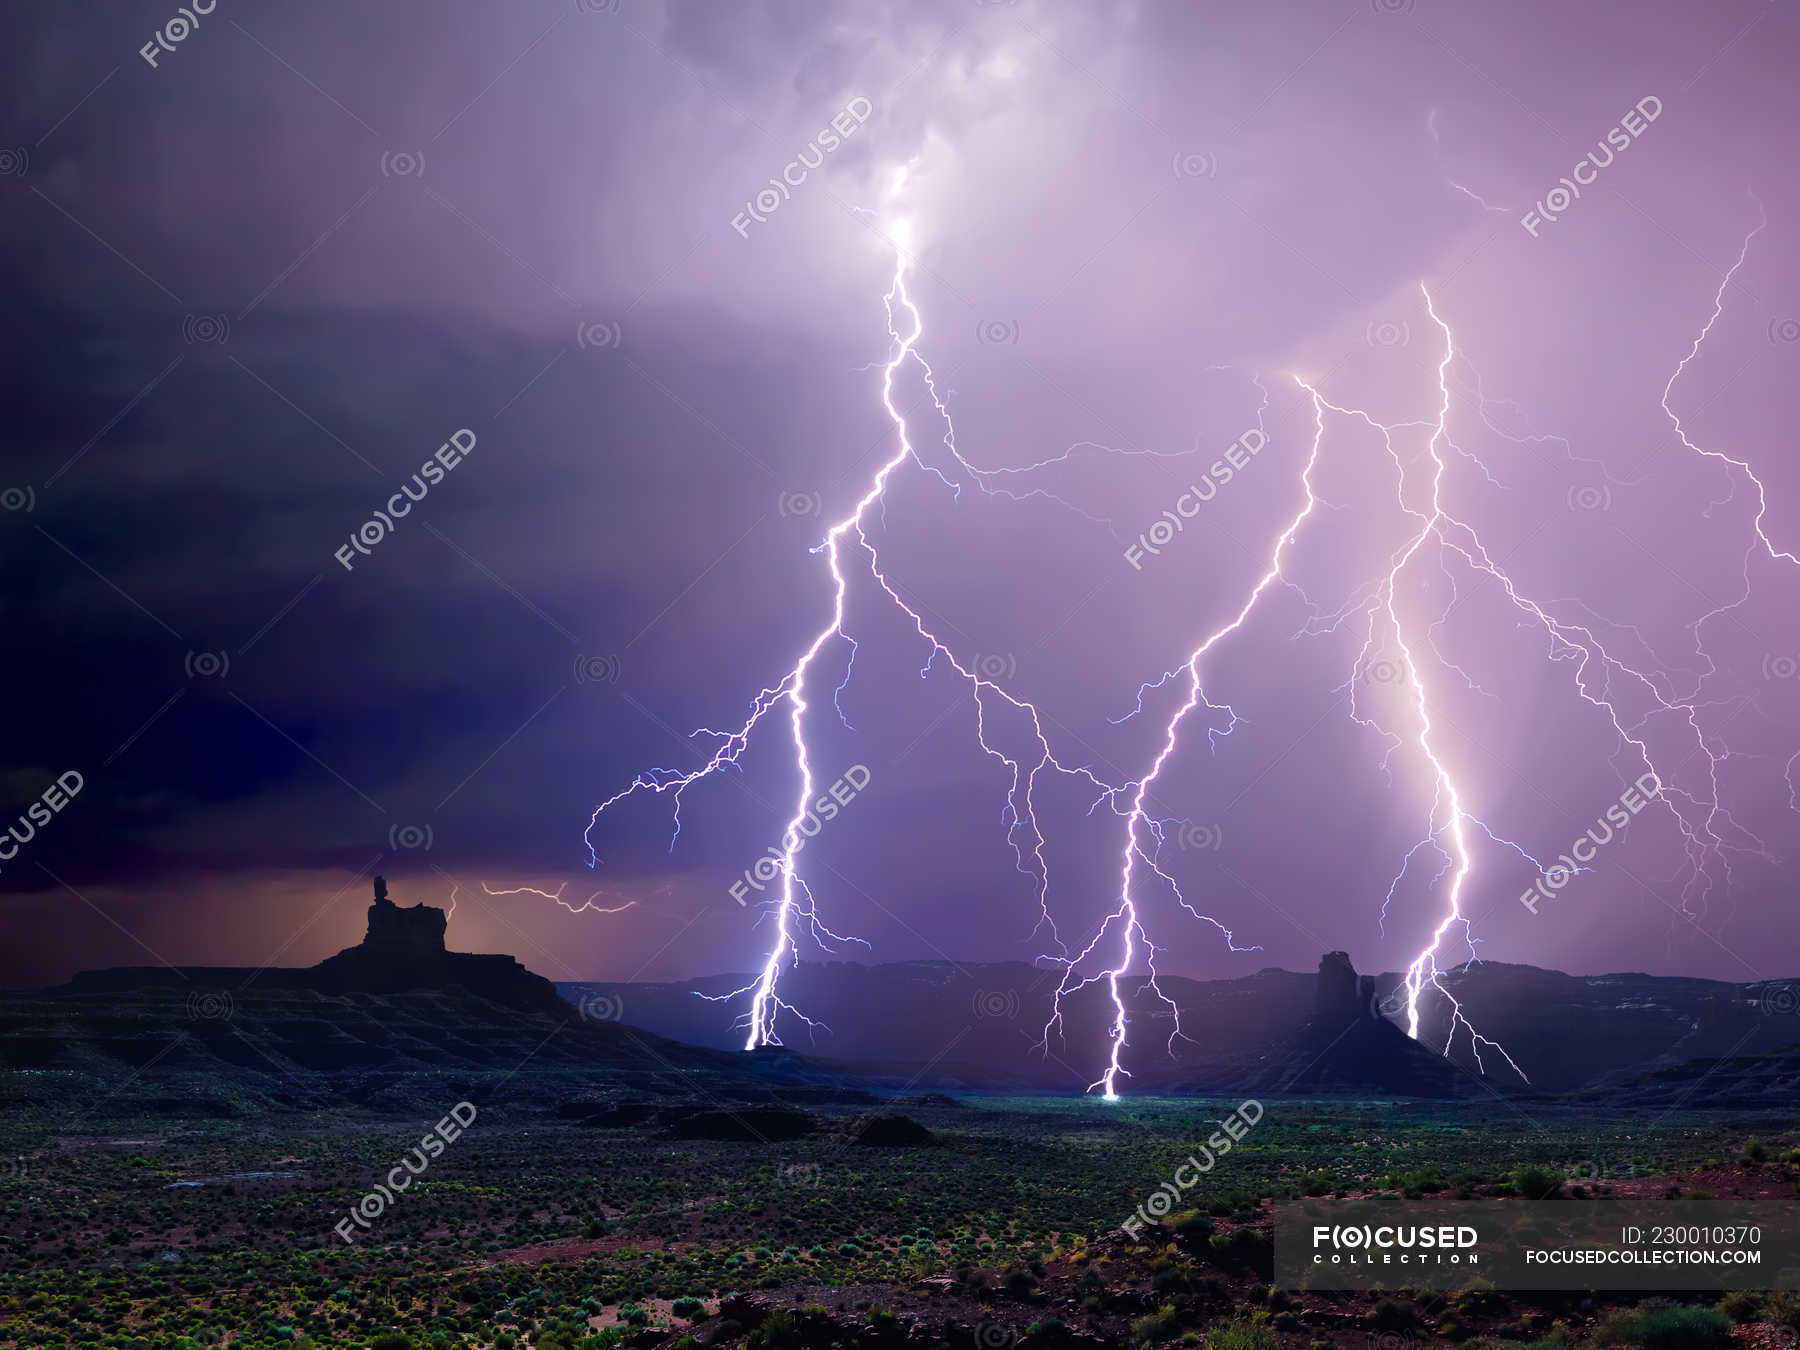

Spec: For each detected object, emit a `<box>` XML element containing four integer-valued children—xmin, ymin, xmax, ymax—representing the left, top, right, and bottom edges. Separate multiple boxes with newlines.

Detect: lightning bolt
<box><xmin>578</xmin><ymin>182</ymin><xmax>1790</xmax><ymax>1094</ymax></box>
<box><xmin>582</xmin><ymin>228</ymin><xmax>927</xmax><ymax>1049</ymax></box>
<box><xmin>480</xmin><ymin>881</ymin><xmax>639</xmax><ymax>915</ymax></box>
<box><xmin>1663</xmin><ymin>197</ymin><xmax>1799</xmax><ymax>661</ymax></box>
<box><xmin>1295</xmin><ymin>235</ymin><xmax>1787</xmax><ymax>1078</ymax></box>
<box><xmin>1041</xmin><ymin>388</ymin><xmax>1312</xmax><ymax>1100</ymax></box>
<box><xmin>584</xmin><ymin>218</ymin><xmax>1171</xmax><ymax>1051</ymax></box>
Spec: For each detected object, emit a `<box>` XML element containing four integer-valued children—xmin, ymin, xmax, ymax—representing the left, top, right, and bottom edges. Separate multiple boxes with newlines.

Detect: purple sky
<box><xmin>3</xmin><ymin>0</ymin><xmax>1798</xmax><ymax>1012</ymax></box>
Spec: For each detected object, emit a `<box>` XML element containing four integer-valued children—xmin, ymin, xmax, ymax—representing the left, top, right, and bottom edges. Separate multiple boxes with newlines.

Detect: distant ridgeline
<box><xmin>64</xmin><ymin>876</ymin><xmax>565</xmax><ymax>1014</ymax></box>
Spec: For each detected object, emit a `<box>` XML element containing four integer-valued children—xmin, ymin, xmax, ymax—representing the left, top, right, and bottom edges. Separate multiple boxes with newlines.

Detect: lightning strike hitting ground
<box><xmin>1042</xmin><ymin>391</ymin><xmax>1319</xmax><ymax>1100</ymax></box>
<box><xmin>581</xmin><ymin>230</ymin><xmax>930</xmax><ymax>1049</ymax></box>
<box><xmin>577</xmin><ymin>193</ymin><xmax>1792</xmax><ymax>1094</ymax></box>
<box><xmin>1292</xmin><ymin>241</ymin><xmax>1788</xmax><ymax>1078</ymax></box>
<box><xmin>582</xmin><ymin>223</ymin><xmax>1168</xmax><ymax>1051</ymax></box>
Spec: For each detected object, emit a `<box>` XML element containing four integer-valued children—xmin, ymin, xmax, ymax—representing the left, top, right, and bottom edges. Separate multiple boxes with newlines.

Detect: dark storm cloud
<box><xmin>2</xmin><ymin>0</ymin><xmax>1798</xmax><ymax>1003</ymax></box>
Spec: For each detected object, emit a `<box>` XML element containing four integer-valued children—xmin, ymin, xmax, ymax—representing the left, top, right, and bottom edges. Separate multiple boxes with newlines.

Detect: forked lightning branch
<box><xmin>574</xmin><ymin>192</ymin><xmax>1798</xmax><ymax>1096</ymax></box>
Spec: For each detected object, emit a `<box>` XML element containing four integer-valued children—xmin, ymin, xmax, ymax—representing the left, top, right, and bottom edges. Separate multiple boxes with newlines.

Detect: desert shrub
<box><xmin>533</xmin><ymin>1316</ymin><xmax>595</xmax><ymax>1349</ymax></box>
<box><xmin>1716</xmin><ymin>1291</ymin><xmax>1767</xmax><ymax>1323</ymax></box>
<box><xmin>1204</xmin><ymin>1312</ymin><xmax>1277</xmax><ymax>1350</ymax></box>
<box><xmin>1004</xmin><ymin>1268</ymin><xmax>1040</xmax><ymax>1298</ymax></box>
<box><xmin>1132</xmin><ymin>1303</ymin><xmax>1182</xmax><ymax>1346</ymax></box>
<box><xmin>1604</xmin><ymin>1305</ymin><xmax>1732</xmax><ymax>1350</ymax></box>
<box><xmin>1206</xmin><ymin>1225</ymin><xmax>1273</xmax><ymax>1274</ymax></box>
<box><xmin>671</xmin><ymin>1297</ymin><xmax>705</xmax><ymax>1319</ymax></box>
<box><xmin>1174</xmin><ymin>1213</ymin><xmax>1215</xmax><ymax>1244</ymax></box>
<box><xmin>1369</xmin><ymin>1300</ymin><xmax>1424</xmax><ymax>1333</ymax></box>
<box><xmin>1513</xmin><ymin>1166</ymin><xmax>1563</xmax><ymax>1200</ymax></box>
<box><xmin>748</xmin><ymin>1309</ymin><xmax>806</xmax><ymax>1349</ymax></box>
<box><xmin>1758</xmin><ymin>1292</ymin><xmax>1800</xmax><ymax>1332</ymax></box>
<box><xmin>1386</xmin><ymin>1167</ymin><xmax>1447</xmax><ymax>1195</ymax></box>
